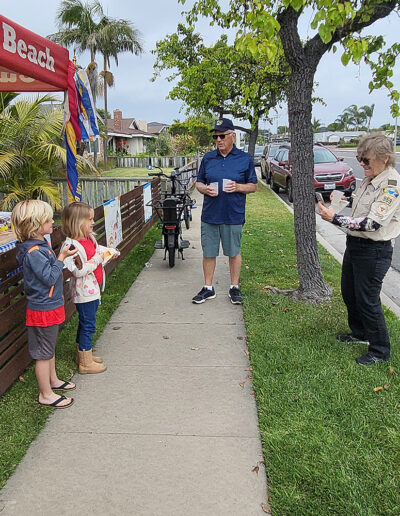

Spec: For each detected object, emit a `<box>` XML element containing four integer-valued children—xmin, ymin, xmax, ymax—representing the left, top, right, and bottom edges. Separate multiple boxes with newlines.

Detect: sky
<box><xmin>1</xmin><ymin>0</ymin><xmax>399</xmax><ymax>131</ymax></box>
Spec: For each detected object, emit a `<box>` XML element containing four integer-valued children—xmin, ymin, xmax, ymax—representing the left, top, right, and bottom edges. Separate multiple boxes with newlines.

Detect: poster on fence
<box><xmin>143</xmin><ymin>182</ymin><xmax>152</xmax><ymax>223</ymax></box>
<box><xmin>104</xmin><ymin>196</ymin><xmax>123</xmax><ymax>248</ymax></box>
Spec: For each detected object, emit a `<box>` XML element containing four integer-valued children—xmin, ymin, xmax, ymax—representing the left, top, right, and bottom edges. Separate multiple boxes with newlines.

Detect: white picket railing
<box><xmin>53</xmin><ymin>159</ymin><xmax>199</xmax><ymax>208</ymax></box>
<box><xmin>115</xmin><ymin>155</ymin><xmax>198</xmax><ymax>169</ymax></box>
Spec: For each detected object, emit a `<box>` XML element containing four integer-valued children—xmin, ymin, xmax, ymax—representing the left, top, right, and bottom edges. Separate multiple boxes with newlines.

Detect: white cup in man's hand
<box><xmin>223</xmin><ymin>178</ymin><xmax>232</xmax><ymax>191</ymax></box>
<box><xmin>210</xmin><ymin>182</ymin><xmax>219</xmax><ymax>195</ymax></box>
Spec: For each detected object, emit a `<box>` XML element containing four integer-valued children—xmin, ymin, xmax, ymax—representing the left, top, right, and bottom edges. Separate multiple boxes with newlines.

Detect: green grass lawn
<box><xmin>101</xmin><ymin>167</ymin><xmax>174</xmax><ymax>178</ymax></box>
<box><xmin>0</xmin><ymin>225</ymin><xmax>160</xmax><ymax>490</ymax></box>
<box><xmin>241</xmin><ymin>183</ymin><xmax>400</xmax><ymax>515</ymax></box>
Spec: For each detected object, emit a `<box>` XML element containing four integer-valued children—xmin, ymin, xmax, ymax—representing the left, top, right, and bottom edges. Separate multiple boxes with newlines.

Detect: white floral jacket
<box><xmin>63</xmin><ymin>235</ymin><xmax>105</xmax><ymax>304</ymax></box>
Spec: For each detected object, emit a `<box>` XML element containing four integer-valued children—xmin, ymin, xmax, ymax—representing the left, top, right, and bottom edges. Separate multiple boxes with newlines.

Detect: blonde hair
<box><xmin>11</xmin><ymin>200</ymin><xmax>53</xmax><ymax>242</ymax></box>
<box><xmin>62</xmin><ymin>202</ymin><xmax>94</xmax><ymax>239</ymax></box>
<box><xmin>357</xmin><ymin>134</ymin><xmax>396</xmax><ymax>167</ymax></box>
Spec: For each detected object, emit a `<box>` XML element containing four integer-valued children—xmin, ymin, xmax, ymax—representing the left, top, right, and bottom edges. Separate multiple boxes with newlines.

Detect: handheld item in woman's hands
<box><xmin>315</xmin><ymin>192</ymin><xmax>325</xmax><ymax>206</ymax></box>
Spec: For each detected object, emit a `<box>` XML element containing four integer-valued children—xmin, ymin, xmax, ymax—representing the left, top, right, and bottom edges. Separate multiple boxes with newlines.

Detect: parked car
<box><xmin>243</xmin><ymin>144</ymin><xmax>265</xmax><ymax>166</ymax></box>
<box><xmin>269</xmin><ymin>144</ymin><xmax>356</xmax><ymax>203</ymax></box>
<box><xmin>260</xmin><ymin>143</ymin><xmax>282</xmax><ymax>182</ymax></box>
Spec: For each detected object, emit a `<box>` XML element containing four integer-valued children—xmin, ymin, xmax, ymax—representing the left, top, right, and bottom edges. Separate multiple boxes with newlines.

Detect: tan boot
<box><xmin>78</xmin><ymin>349</ymin><xmax>107</xmax><ymax>374</ymax></box>
<box><xmin>75</xmin><ymin>345</ymin><xmax>103</xmax><ymax>365</ymax></box>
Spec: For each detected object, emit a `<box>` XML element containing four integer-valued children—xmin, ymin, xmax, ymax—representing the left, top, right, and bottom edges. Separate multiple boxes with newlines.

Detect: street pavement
<box><xmin>0</xmin><ymin>191</ymin><xmax>269</xmax><ymax>516</ymax></box>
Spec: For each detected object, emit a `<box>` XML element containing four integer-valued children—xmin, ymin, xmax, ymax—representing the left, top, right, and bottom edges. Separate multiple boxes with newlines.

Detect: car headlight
<box><xmin>345</xmin><ymin>168</ymin><xmax>353</xmax><ymax>177</ymax></box>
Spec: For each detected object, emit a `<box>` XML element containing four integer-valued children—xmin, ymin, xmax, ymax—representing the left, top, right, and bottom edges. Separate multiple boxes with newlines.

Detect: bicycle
<box><xmin>146</xmin><ymin>166</ymin><xmax>196</xmax><ymax>267</ymax></box>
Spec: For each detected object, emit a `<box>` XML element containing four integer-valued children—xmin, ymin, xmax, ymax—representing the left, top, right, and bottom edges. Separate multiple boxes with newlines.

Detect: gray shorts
<box><xmin>201</xmin><ymin>222</ymin><xmax>243</xmax><ymax>258</ymax></box>
<box><xmin>27</xmin><ymin>325</ymin><xmax>59</xmax><ymax>360</ymax></box>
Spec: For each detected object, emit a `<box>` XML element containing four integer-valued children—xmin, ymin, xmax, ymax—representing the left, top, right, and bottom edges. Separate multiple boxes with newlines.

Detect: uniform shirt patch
<box><xmin>378</xmin><ymin>205</ymin><xmax>387</xmax><ymax>214</ymax></box>
<box><xmin>382</xmin><ymin>195</ymin><xmax>394</xmax><ymax>206</ymax></box>
<box><xmin>388</xmin><ymin>179</ymin><xmax>397</xmax><ymax>186</ymax></box>
<box><xmin>382</xmin><ymin>187</ymin><xmax>399</xmax><ymax>198</ymax></box>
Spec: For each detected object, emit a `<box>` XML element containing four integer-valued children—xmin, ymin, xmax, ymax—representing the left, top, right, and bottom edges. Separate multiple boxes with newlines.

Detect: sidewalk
<box><xmin>0</xmin><ymin>191</ymin><xmax>268</xmax><ymax>515</ymax></box>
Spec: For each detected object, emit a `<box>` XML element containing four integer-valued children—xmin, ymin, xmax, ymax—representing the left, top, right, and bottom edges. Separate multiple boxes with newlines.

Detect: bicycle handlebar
<box><xmin>148</xmin><ymin>172</ymin><xmax>166</xmax><ymax>177</ymax></box>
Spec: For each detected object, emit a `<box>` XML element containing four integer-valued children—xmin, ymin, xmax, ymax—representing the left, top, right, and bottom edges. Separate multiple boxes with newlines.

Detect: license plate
<box><xmin>324</xmin><ymin>184</ymin><xmax>336</xmax><ymax>190</ymax></box>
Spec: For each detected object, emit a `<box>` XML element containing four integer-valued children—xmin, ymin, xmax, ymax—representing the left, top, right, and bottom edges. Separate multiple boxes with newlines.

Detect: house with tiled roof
<box><xmin>107</xmin><ymin>109</ymin><xmax>169</xmax><ymax>155</ymax></box>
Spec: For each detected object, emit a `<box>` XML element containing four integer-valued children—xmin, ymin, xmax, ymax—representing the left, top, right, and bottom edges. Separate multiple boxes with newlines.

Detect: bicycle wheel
<box><xmin>168</xmin><ymin>245</ymin><xmax>175</xmax><ymax>267</ymax></box>
<box><xmin>184</xmin><ymin>206</ymin><xmax>190</xmax><ymax>230</ymax></box>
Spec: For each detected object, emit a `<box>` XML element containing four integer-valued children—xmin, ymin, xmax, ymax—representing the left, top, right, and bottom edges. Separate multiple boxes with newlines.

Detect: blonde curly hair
<box><xmin>11</xmin><ymin>200</ymin><xmax>53</xmax><ymax>242</ymax></box>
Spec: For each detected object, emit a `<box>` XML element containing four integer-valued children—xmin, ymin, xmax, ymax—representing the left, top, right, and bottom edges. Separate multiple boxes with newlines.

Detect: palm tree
<box><xmin>49</xmin><ymin>0</ymin><xmax>143</xmax><ymax>165</ymax></box>
<box><xmin>360</xmin><ymin>104</ymin><xmax>375</xmax><ymax>132</ymax></box>
<box><xmin>343</xmin><ymin>104</ymin><xmax>367</xmax><ymax>130</ymax></box>
<box><xmin>0</xmin><ymin>95</ymin><xmax>95</xmax><ymax>209</ymax></box>
<box><xmin>49</xmin><ymin>0</ymin><xmax>105</xmax><ymax>165</ymax></box>
<box><xmin>97</xmin><ymin>19</ymin><xmax>143</xmax><ymax>163</ymax></box>
<box><xmin>0</xmin><ymin>92</ymin><xmax>19</xmax><ymax>113</ymax></box>
<box><xmin>334</xmin><ymin>112</ymin><xmax>352</xmax><ymax>131</ymax></box>
<box><xmin>312</xmin><ymin>117</ymin><xmax>322</xmax><ymax>133</ymax></box>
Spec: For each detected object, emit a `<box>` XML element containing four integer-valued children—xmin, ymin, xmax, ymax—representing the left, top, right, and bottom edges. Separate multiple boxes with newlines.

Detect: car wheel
<box><xmin>287</xmin><ymin>178</ymin><xmax>293</xmax><ymax>203</ymax></box>
<box><xmin>260</xmin><ymin>166</ymin><xmax>266</xmax><ymax>179</ymax></box>
<box><xmin>266</xmin><ymin>169</ymin><xmax>271</xmax><ymax>184</ymax></box>
<box><xmin>271</xmin><ymin>174</ymin><xmax>280</xmax><ymax>193</ymax></box>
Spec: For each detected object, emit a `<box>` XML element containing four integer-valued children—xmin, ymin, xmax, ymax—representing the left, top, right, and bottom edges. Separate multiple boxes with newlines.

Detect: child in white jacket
<box><xmin>62</xmin><ymin>202</ymin><xmax>107</xmax><ymax>374</ymax></box>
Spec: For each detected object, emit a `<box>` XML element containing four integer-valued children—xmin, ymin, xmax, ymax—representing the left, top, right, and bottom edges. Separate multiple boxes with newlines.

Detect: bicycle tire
<box><xmin>168</xmin><ymin>245</ymin><xmax>175</xmax><ymax>267</ymax></box>
<box><xmin>184</xmin><ymin>207</ymin><xmax>190</xmax><ymax>230</ymax></box>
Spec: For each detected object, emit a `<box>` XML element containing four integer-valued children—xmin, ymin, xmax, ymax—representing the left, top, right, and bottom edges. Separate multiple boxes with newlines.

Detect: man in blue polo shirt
<box><xmin>192</xmin><ymin>118</ymin><xmax>258</xmax><ymax>305</ymax></box>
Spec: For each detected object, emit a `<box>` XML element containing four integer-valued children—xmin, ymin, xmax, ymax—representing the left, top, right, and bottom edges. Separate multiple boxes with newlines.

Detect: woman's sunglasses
<box><xmin>212</xmin><ymin>132</ymin><xmax>233</xmax><ymax>140</ymax></box>
<box><xmin>356</xmin><ymin>156</ymin><xmax>371</xmax><ymax>165</ymax></box>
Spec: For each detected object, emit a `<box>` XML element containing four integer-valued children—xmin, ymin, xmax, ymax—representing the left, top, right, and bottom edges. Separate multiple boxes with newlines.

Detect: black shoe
<box><xmin>355</xmin><ymin>352</ymin><xmax>389</xmax><ymax>365</ymax></box>
<box><xmin>337</xmin><ymin>334</ymin><xmax>369</xmax><ymax>344</ymax></box>
<box><xmin>229</xmin><ymin>286</ymin><xmax>243</xmax><ymax>304</ymax></box>
<box><xmin>192</xmin><ymin>287</ymin><xmax>216</xmax><ymax>304</ymax></box>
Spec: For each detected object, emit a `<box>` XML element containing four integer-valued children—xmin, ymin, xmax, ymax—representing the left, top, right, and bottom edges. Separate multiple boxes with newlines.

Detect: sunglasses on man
<box><xmin>356</xmin><ymin>155</ymin><xmax>371</xmax><ymax>165</ymax></box>
<box><xmin>212</xmin><ymin>132</ymin><xmax>234</xmax><ymax>140</ymax></box>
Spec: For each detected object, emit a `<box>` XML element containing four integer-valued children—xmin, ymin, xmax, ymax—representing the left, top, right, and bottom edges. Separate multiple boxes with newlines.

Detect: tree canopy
<box><xmin>153</xmin><ymin>23</ymin><xmax>289</xmax><ymax>153</ymax></box>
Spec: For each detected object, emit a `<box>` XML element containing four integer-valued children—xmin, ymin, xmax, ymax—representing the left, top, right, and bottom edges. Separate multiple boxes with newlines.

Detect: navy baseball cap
<box><xmin>211</xmin><ymin>118</ymin><xmax>235</xmax><ymax>132</ymax></box>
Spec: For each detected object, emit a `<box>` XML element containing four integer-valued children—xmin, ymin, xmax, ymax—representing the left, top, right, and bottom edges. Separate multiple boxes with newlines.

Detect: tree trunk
<box><xmin>247</xmin><ymin>124</ymin><xmax>259</xmax><ymax>156</ymax></box>
<box><xmin>278</xmin><ymin>6</ymin><xmax>332</xmax><ymax>303</ymax></box>
<box><xmin>103</xmin><ymin>56</ymin><xmax>108</xmax><ymax>165</ymax></box>
<box><xmin>288</xmin><ymin>69</ymin><xmax>332</xmax><ymax>302</ymax></box>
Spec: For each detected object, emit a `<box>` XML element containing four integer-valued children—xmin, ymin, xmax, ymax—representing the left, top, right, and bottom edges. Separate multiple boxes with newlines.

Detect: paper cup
<box><xmin>223</xmin><ymin>178</ymin><xmax>232</xmax><ymax>191</ymax></box>
<box><xmin>210</xmin><ymin>182</ymin><xmax>219</xmax><ymax>195</ymax></box>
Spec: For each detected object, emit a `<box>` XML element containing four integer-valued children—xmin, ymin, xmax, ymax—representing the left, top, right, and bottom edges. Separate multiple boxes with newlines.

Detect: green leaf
<box><xmin>341</xmin><ymin>52</ymin><xmax>350</xmax><ymax>66</ymax></box>
<box><xmin>318</xmin><ymin>24</ymin><xmax>332</xmax><ymax>44</ymax></box>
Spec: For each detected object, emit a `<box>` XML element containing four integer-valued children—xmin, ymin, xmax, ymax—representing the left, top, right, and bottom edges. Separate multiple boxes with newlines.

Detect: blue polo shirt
<box><xmin>197</xmin><ymin>145</ymin><xmax>257</xmax><ymax>225</ymax></box>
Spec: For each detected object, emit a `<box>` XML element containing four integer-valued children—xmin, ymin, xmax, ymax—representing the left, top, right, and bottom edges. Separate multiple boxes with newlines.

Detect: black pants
<box><xmin>341</xmin><ymin>236</ymin><xmax>393</xmax><ymax>358</ymax></box>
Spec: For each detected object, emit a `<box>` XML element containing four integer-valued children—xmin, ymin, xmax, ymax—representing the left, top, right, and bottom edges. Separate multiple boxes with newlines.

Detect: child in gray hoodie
<box><xmin>12</xmin><ymin>200</ymin><xmax>77</xmax><ymax>409</ymax></box>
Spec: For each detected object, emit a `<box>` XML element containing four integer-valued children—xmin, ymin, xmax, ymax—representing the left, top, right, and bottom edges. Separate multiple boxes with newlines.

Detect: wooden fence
<box><xmin>0</xmin><ymin>178</ymin><xmax>161</xmax><ymax>397</ymax></box>
<box><xmin>55</xmin><ymin>159</ymin><xmax>199</xmax><ymax>208</ymax></box>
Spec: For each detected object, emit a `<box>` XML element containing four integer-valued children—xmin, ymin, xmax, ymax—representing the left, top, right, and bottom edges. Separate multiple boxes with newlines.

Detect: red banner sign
<box><xmin>0</xmin><ymin>15</ymin><xmax>68</xmax><ymax>92</ymax></box>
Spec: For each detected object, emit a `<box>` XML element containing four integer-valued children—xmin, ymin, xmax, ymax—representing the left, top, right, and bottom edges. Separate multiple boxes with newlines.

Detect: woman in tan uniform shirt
<box><xmin>319</xmin><ymin>134</ymin><xmax>400</xmax><ymax>365</ymax></box>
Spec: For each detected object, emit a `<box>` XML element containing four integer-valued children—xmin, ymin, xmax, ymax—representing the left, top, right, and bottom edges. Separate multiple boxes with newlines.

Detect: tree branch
<box><xmin>305</xmin><ymin>0</ymin><xmax>397</xmax><ymax>65</ymax></box>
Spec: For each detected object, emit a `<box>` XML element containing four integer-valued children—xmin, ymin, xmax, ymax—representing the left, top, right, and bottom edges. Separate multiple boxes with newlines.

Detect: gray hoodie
<box><xmin>16</xmin><ymin>239</ymin><xmax>64</xmax><ymax>311</ymax></box>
